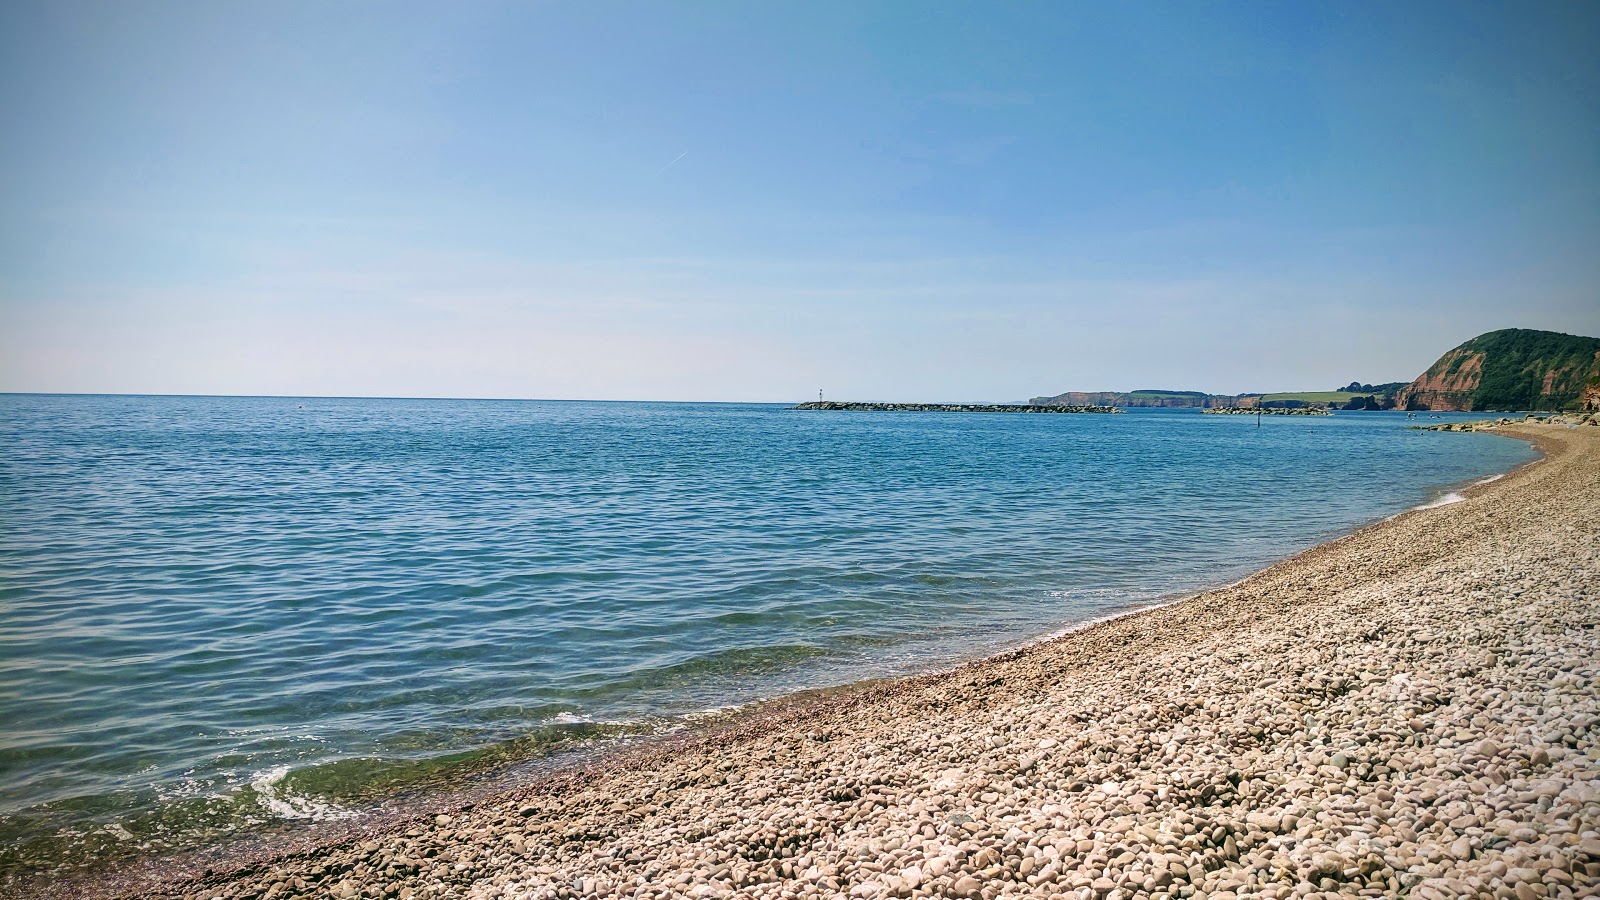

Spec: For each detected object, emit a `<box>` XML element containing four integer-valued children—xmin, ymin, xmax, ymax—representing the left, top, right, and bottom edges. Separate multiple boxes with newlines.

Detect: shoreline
<box><xmin>40</xmin><ymin>425</ymin><xmax>1599</xmax><ymax>900</ymax></box>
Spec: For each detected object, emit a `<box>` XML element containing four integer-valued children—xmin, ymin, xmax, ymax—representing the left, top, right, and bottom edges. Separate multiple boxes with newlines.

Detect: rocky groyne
<box><xmin>794</xmin><ymin>402</ymin><xmax>1121</xmax><ymax>414</ymax></box>
<box><xmin>1202</xmin><ymin>407</ymin><xmax>1331</xmax><ymax>417</ymax></box>
<box><xmin>58</xmin><ymin>426</ymin><xmax>1600</xmax><ymax>900</ymax></box>
<box><xmin>1416</xmin><ymin>413</ymin><xmax>1599</xmax><ymax>432</ymax></box>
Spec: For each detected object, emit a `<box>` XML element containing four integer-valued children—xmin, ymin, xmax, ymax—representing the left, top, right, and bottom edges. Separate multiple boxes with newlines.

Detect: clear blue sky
<box><xmin>2</xmin><ymin>1</ymin><xmax>1596</xmax><ymax>401</ymax></box>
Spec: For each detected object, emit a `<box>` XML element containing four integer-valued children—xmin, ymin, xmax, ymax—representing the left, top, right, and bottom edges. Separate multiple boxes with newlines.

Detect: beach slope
<box><xmin>110</xmin><ymin>426</ymin><xmax>1600</xmax><ymax>899</ymax></box>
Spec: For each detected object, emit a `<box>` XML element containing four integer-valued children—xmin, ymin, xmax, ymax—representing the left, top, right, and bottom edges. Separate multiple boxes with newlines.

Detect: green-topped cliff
<box><xmin>1027</xmin><ymin>389</ymin><xmax>1238</xmax><ymax>408</ymax></box>
<box><xmin>1395</xmin><ymin>328</ymin><xmax>1600</xmax><ymax>412</ymax></box>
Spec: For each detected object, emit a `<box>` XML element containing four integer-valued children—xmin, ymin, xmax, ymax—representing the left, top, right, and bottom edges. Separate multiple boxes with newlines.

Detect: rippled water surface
<box><xmin>0</xmin><ymin>395</ymin><xmax>1535</xmax><ymax>871</ymax></box>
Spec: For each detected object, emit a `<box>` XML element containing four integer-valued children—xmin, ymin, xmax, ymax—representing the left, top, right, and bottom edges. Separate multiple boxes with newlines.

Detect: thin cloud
<box><xmin>657</xmin><ymin>151</ymin><xmax>688</xmax><ymax>175</ymax></box>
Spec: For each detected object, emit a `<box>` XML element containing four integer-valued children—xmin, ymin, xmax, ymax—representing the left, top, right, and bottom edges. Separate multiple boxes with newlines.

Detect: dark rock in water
<box><xmin>792</xmin><ymin>401</ymin><xmax>1121</xmax><ymax>413</ymax></box>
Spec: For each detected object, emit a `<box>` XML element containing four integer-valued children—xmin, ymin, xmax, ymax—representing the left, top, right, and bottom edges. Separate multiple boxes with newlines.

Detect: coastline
<box><xmin>43</xmin><ymin>424</ymin><xmax>1600</xmax><ymax>900</ymax></box>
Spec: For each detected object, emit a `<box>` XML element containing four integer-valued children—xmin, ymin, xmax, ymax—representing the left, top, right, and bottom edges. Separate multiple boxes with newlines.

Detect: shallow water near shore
<box><xmin>0</xmin><ymin>395</ymin><xmax>1534</xmax><ymax>875</ymax></box>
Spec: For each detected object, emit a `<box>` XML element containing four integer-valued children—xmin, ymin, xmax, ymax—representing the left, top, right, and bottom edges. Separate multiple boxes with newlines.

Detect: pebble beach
<box><xmin>67</xmin><ymin>424</ymin><xmax>1600</xmax><ymax>900</ymax></box>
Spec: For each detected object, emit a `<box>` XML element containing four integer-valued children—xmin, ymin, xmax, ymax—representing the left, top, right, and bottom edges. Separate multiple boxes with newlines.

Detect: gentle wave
<box><xmin>248</xmin><ymin>767</ymin><xmax>354</xmax><ymax>822</ymax></box>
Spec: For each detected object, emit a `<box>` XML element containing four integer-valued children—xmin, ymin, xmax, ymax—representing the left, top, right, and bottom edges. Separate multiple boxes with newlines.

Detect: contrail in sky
<box><xmin>658</xmin><ymin>151</ymin><xmax>688</xmax><ymax>174</ymax></box>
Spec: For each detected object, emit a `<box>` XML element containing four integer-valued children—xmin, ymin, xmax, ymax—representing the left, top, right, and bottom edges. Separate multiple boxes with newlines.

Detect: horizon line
<box><xmin>0</xmin><ymin>391</ymin><xmax>819</xmax><ymax>404</ymax></box>
<box><xmin>1</xmin><ymin>388</ymin><xmax>1382</xmax><ymax>405</ymax></box>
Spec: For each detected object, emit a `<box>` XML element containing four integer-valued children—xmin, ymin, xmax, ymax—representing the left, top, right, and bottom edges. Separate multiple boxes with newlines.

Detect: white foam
<box><xmin>1043</xmin><ymin>587</ymin><xmax>1130</xmax><ymax>603</ymax></box>
<box><xmin>1415</xmin><ymin>492</ymin><xmax>1466</xmax><ymax>510</ymax></box>
<box><xmin>1476</xmin><ymin>473</ymin><xmax>1505</xmax><ymax>485</ymax></box>
<box><xmin>249</xmin><ymin>766</ymin><xmax>356</xmax><ymax>822</ymax></box>
<box><xmin>682</xmin><ymin>702</ymin><xmax>751</xmax><ymax>723</ymax></box>
<box><xmin>1027</xmin><ymin>594</ymin><xmax>1190</xmax><ymax>647</ymax></box>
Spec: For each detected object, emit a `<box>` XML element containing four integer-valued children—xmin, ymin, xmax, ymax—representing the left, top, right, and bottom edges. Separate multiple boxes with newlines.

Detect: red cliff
<box><xmin>1393</xmin><ymin>349</ymin><xmax>1484</xmax><ymax>412</ymax></box>
<box><xmin>1394</xmin><ymin>329</ymin><xmax>1600</xmax><ymax>412</ymax></box>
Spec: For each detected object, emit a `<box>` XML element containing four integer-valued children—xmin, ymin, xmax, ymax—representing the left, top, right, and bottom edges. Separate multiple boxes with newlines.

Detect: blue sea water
<box><xmin>0</xmin><ymin>395</ymin><xmax>1535</xmax><ymax>872</ymax></box>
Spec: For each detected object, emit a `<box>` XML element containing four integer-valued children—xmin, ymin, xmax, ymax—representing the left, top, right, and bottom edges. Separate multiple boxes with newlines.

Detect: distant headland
<box><xmin>792</xmin><ymin>401</ymin><xmax>1120</xmax><ymax>414</ymax></box>
<box><xmin>796</xmin><ymin>329</ymin><xmax>1598</xmax><ymax>416</ymax></box>
<box><xmin>1029</xmin><ymin>328</ymin><xmax>1600</xmax><ymax>414</ymax></box>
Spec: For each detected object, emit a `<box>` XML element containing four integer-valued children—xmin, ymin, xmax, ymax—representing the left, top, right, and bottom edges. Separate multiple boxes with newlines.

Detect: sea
<box><xmin>0</xmin><ymin>394</ymin><xmax>1536</xmax><ymax>877</ymax></box>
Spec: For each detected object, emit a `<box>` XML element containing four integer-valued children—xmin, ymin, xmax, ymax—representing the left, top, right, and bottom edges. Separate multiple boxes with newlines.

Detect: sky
<box><xmin>2</xmin><ymin>1</ymin><xmax>1597</xmax><ymax>402</ymax></box>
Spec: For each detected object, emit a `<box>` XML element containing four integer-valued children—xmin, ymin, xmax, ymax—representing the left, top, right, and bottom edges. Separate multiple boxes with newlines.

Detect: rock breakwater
<box><xmin>61</xmin><ymin>427</ymin><xmax>1600</xmax><ymax>900</ymax></box>
<box><xmin>794</xmin><ymin>402</ymin><xmax>1121</xmax><ymax>414</ymax></box>
<box><xmin>1417</xmin><ymin>413</ymin><xmax>1599</xmax><ymax>432</ymax></box>
<box><xmin>1201</xmin><ymin>407</ymin><xmax>1331</xmax><ymax>417</ymax></box>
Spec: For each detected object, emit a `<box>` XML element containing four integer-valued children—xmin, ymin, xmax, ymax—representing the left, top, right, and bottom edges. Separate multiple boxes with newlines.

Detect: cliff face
<box><xmin>1395</xmin><ymin>329</ymin><xmax>1600</xmax><ymax>412</ymax></box>
<box><xmin>1583</xmin><ymin>364</ymin><xmax>1600</xmax><ymax>412</ymax></box>
<box><xmin>1393</xmin><ymin>349</ymin><xmax>1485</xmax><ymax>411</ymax></box>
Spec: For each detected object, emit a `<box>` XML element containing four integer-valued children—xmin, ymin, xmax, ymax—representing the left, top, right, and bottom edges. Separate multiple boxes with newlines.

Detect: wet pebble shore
<box><xmin>108</xmin><ymin>426</ymin><xmax>1600</xmax><ymax>900</ymax></box>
